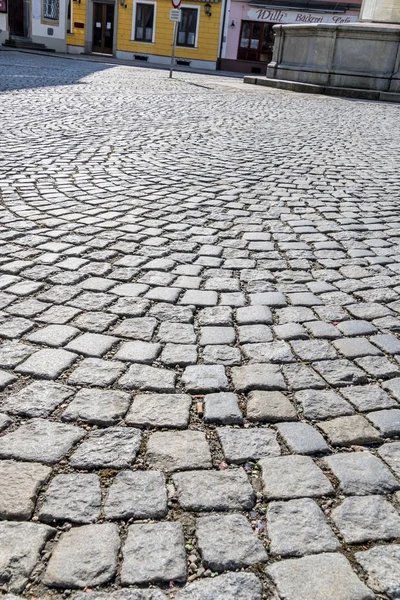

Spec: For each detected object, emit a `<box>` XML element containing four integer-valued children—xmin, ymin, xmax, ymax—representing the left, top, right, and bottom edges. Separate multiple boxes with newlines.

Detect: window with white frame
<box><xmin>134</xmin><ymin>2</ymin><xmax>155</xmax><ymax>42</ymax></box>
<box><xmin>177</xmin><ymin>7</ymin><xmax>198</xmax><ymax>48</ymax></box>
<box><xmin>43</xmin><ymin>0</ymin><xmax>59</xmax><ymax>20</ymax></box>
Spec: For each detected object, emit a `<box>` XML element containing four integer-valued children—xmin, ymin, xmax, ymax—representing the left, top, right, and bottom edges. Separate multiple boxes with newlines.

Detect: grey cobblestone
<box><xmin>2</xmin><ymin>381</ymin><xmax>74</xmax><ymax>417</ymax></box>
<box><xmin>0</xmin><ymin>521</ymin><xmax>55</xmax><ymax>592</ymax></box>
<box><xmin>196</xmin><ymin>513</ymin><xmax>267</xmax><ymax>570</ymax></box>
<box><xmin>0</xmin><ymin>419</ymin><xmax>84</xmax><ymax>464</ymax></box>
<box><xmin>1</xmin><ymin>51</ymin><xmax>400</xmax><ymax>599</ymax></box>
<box><xmin>69</xmin><ymin>427</ymin><xmax>141</xmax><ymax>469</ymax></box>
<box><xmin>121</xmin><ymin>522</ymin><xmax>186</xmax><ymax>585</ymax></box>
<box><xmin>0</xmin><ymin>460</ymin><xmax>51</xmax><ymax>520</ymax></box>
<box><xmin>267</xmin><ymin>498</ymin><xmax>339</xmax><ymax>556</ymax></box>
<box><xmin>104</xmin><ymin>471</ymin><xmax>167</xmax><ymax>520</ymax></box>
<box><xmin>172</xmin><ymin>468</ymin><xmax>254</xmax><ymax>510</ymax></box>
<box><xmin>38</xmin><ymin>473</ymin><xmax>101</xmax><ymax>524</ymax></box>
<box><xmin>44</xmin><ymin>523</ymin><xmax>120</xmax><ymax>588</ymax></box>
<box><xmin>267</xmin><ymin>553</ymin><xmax>375</xmax><ymax>600</ymax></box>
<box><xmin>324</xmin><ymin>452</ymin><xmax>400</xmax><ymax>495</ymax></box>
<box><xmin>331</xmin><ymin>495</ymin><xmax>400</xmax><ymax>543</ymax></box>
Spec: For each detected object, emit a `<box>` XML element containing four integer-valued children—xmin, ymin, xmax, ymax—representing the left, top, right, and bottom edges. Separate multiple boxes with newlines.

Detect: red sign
<box><xmin>0</xmin><ymin>0</ymin><xmax>7</xmax><ymax>13</ymax></box>
<box><xmin>171</xmin><ymin>0</ymin><xmax>181</xmax><ymax>8</ymax></box>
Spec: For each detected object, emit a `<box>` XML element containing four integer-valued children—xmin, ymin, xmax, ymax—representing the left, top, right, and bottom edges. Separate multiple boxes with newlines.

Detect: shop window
<box><xmin>134</xmin><ymin>3</ymin><xmax>155</xmax><ymax>42</ymax></box>
<box><xmin>43</xmin><ymin>0</ymin><xmax>59</xmax><ymax>20</ymax></box>
<box><xmin>177</xmin><ymin>7</ymin><xmax>198</xmax><ymax>48</ymax></box>
<box><xmin>237</xmin><ymin>21</ymin><xmax>274</xmax><ymax>62</ymax></box>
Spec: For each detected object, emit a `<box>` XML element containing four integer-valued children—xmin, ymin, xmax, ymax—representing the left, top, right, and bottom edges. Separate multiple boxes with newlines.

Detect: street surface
<box><xmin>1</xmin><ymin>50</ymin><xmax>400</xmax><ymax>600</ymax></box>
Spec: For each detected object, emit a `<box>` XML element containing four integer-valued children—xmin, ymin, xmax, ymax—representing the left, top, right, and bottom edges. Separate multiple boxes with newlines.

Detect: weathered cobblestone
<box><xmin>1</xmin><ymin>51</ymin><xmax>400</xmax><ymax>598</ymax></box>
<box><xmin>0</xmin><ymin>521</ymin><xmax>55</xmax><ymax>592</ymax></box>
<box><xmin>196</xmin><ymin>514</ymin><xmax>267</xmax><ymax>570</ymax></box>
<box><xmin>331</xmin><ymin>495</ymin><xmax>400</xmax><ymax>543</ymax></box>
<box><xmin>104</xmin><ymin>471</ymin><xmax>167</xmax><ymax>520</ymax></box>
<box><xmin>44</xmin><ymin>524</ymin><xmax>120</xmax><ymax>588</ymax></box>
<box><xmin>267</xmin><ymin>553</ymin><xmax>375</xmax><ymax>600</ymax></box>
<box><xmin>0</xmin><ymin>419</ymin><xmax>84</xmax><ymax>463</ymax></box>
<box><xmin>121</xmin><ymin>522</ymin><xmax>186</xmax><ymax>585</ymax></box>
<box><xmin>172</xmin><ymin>468</ymin><xmax>254</xmax><ymax>510</ymax></box>
<box><xmin>69</xmin><ymin>427</ymin><xmax>141</xmax><ymax>469</ymax></box>
<box><xmin>267</xmin><ymin>498</ymin><xmax>339</xmax><ymax>556</ymax></box>
<box><xmin>0</xmin><ymin>460</ymin><xmax>51</xmax><ymax>520</ymax></box>
<box><xmin>38</xmin><ymin>473</ymin><xmax>101</xmax><ymax>524</ymax></box>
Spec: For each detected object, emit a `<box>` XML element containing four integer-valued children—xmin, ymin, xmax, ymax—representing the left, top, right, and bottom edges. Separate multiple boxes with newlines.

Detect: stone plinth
<box><xmin>244</xmin><ymin>22</ymin><xmax>400</xmax><ymax>102</ymax></box>
<box><xmin>267</xmin><ymin>23</ymin><xmax>400</xmax><ymax>92</ymax></box>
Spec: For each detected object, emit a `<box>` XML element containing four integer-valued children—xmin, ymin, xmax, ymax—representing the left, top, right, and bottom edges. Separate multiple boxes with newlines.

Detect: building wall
<box><xmin>67</xmin><ymin>0</ymin><xmax>223</xmax><ymax>68</ymax></box>
<box><xmin>31</xmin><ymin>0</ymin><xmax>67</xmax><ymax>51</ymax></box>
<box><xmin>0</xmin><ymin>12</ymin><xmax>7</xmax><ymax>44</ymax></box>
<box><xmin>224</xmin><ymin>2</ymin><xmax>360</xmax><ymax>63</ymax></box>
<box><xmin>67</xmin><ymin>0</ymin><xmax>87</xmax><ymax>50</ymax></box>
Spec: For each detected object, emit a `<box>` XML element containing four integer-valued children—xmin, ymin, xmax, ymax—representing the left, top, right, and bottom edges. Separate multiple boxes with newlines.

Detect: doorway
<box><xmin>92</xmin><ymin>3</ymin><xmax>114</xmax><ymax>54</ymax></box>
<box><xmin>237</xmin><ymin>21</ymin><xmax>274</xmax><ymax>64</ymax></box>
<box><xmin>9</xmin><ymin>0</ymin><xmax>27</xmax><ymax>36</ymax></box>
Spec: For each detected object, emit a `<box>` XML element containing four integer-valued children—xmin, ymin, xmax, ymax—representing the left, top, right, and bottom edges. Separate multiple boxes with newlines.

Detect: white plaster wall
<box><xmin>31</xmin><ymin>0</ymin><xmax>66</xmax><ymax>42</ymax></box>
<box><xmin>0</xmin><ymin>13</ymin><xmax>7</xmax><ymax>42</ymax></box>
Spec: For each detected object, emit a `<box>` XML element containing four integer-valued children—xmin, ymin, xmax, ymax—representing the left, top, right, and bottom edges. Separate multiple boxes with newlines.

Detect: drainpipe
<box><xmin>217</xmin><ymin>0</ymin><xmax>229</xmax><ymax>70</ymax></box>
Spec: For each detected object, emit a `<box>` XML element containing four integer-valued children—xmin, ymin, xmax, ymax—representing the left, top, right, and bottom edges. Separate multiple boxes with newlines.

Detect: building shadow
<box><xmin>0</xmin><ymin>50</ymin><xmax>116</xmax><ymax>92</ymax></box>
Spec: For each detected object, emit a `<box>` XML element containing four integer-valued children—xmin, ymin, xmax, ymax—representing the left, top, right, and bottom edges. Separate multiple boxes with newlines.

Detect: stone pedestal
<box><xmin>244</xmin><ymin>0</ymin><xmax>400</xmax><ymax>102</ymax></box>
<box><xmin>266</xmin><ymin>22</ymin><xmax>400</xmax><ymax>93</ymax></box>
<box><xmin>360</xmin><ymin>0</ymin><xmax>400</xmax><ymax>24</ymax></box>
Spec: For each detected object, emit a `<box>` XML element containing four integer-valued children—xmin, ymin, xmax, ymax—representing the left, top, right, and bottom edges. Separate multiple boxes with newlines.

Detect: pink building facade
<box><xmin>220</xmin><ymin>0</ymin><xmax>362</xmax><ymax>74</ymax></box>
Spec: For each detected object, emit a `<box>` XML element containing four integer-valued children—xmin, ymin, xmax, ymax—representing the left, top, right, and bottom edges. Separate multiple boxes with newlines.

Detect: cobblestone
<box><xmin>0</xmin><ymin>521</ymin><xmax>55</xmax><ymax>592</ymax></box>
<box><xmin>267</xmin><ymin>553</ymin><xmax>375</xmax><ymax>600</ymax></box>
<box><xmin>196</xmin><ymin>514</ymin><xmax>267</xmax><ymax>570</ymax></box>
<box><xmin>104</xmin><ymin>471</ymin><xmax>167</xmax><ymax>520</ymax></box>
<box><xmin>324</xmin><ymin>452</ymin><xmax>400</xmax><ymax>495</ymax></box>
<box><xmin>38</xmin><ymin>473</ymin><xmax>101</xmax><ymax>524</ymax></box>
<box><xmin>44</xmin><ymin>523</ymin><xmax>120</xmax><ymax>588</ymax></box>
<box><xmin>69</xmin><ymin>427</ymin><xmax>141</xmax><ymax>469</ymax></box>
<box><xmin>1</xmin><ymin>51</ymin><xmax>400</xmax><ymax>598</ymax></box>
<box><xmin>121</xmin><ymin>522</ymin><xmax>186</xmax><ymax>585</ymax></box>
<box><xmin>267</xmin><ymin>498</ymin><xmax>339</xmax><ymax>556</ymax></box>
<box><xmin>172</xmin><ymin>468</ymin><xmax>254</xmax><ymax>510</ymax></box>
<box><xmin>356</xmin><ymin>544</ymin><xmax>400</xmax><ymax>600</ymax></box>
<box><xmin>331</xmin><ymin>495</ymin><xmax>400</xmax><ymax>543</ymax></box>
<box><xmin>0</xmin><ymin>460</ymin><xmax>51</xmax><ymax>520</ymax></box>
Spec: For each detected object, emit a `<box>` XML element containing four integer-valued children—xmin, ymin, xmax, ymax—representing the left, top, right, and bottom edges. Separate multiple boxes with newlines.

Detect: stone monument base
<box><xmin>244</xmin><ymin>22</ymin><xmax>400</xmax><ymax>103</ymax></box>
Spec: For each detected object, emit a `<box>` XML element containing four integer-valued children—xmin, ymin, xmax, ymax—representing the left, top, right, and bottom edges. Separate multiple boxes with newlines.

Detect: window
<box><xmin>237</xmin><ymin>21</ymin><xmax>274</xmax><ymax>62</ymax></box>
<box><xmin>134</xmin><ymin>3</ymin><xmax>155</xmax><ymax>42</ymax></box>
<box><xmin>177</xmin><ymin>7</ymin><xmax>198</xmax><ymax>48</ymax></box>
<box><xmin>43</xmin><ymin>0</ymin><xmax>59</xmax><ymax>20</ymax></box>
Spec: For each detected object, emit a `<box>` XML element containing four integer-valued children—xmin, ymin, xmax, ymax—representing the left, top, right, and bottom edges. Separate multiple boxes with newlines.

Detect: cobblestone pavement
<box><xmin>1</xmin><ymin>49</ymin><xmax>400</xmax><ymax>600</ymax></box>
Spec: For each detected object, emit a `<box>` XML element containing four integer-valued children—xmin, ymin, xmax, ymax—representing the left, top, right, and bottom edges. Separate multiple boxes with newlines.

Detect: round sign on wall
<box><xmin>171</xmin><ymin>0</ymin><xmax>181</xmax><ymax>8</ymax></box>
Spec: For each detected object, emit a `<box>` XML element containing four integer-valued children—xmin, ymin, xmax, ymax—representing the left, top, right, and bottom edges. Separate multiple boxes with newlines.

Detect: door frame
<box><xmin>92</xmin><ymin>2</ymin><xmax>114</xmax><ymax>53</ymax></box>
<box><xmin>85</xmin><ymin>0</ymin><xmax>117</xmax><ymax>55</ymax></box>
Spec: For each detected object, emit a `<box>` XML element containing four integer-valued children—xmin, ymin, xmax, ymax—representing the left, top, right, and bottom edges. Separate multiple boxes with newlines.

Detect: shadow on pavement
<box><xmin>0</xmin><ymin>50</ymin><xmax>116</xmax><ymax>92</ymax></box>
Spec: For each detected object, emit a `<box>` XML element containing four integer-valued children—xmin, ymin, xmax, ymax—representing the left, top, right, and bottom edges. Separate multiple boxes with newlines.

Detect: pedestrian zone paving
<box><xmin>0</xmin><ymin>50</ymin><xmax>400</xmax><ymax>600</ymax></box>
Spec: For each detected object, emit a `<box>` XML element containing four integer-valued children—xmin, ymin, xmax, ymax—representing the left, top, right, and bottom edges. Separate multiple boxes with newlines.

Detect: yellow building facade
<box><xmin>66</xmin><ymin>0</ymin><xmax>224</xmax><ymax>69</ymax></box>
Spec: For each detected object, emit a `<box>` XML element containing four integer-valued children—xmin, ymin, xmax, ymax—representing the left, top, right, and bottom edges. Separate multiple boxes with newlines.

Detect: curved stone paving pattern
<box><xmin>0</xmin><ymin>50</ymin><xmax>400</xmax><ymax>599</ymax></box>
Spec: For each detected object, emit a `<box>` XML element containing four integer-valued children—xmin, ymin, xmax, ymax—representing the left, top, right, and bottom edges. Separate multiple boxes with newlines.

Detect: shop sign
<box><xmin>0</xmin><ymin>0</ymin><xmax>7</xmax><ymax>14</ymax></box>
<box><xmin>247</xmin><ymin>8</ymin><xmax>359</xmax><ymax>24</ymax></box>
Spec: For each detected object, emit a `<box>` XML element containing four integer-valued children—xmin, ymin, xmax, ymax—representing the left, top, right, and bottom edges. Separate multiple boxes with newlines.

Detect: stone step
<box><xmin>3</xmin><ymin>38</ymin><xmax>55</xmax><ymax>52</ymax></box>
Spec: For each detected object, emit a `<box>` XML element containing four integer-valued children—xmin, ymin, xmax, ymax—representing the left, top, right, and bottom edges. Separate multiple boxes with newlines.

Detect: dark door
<box><xmin>9</xmin><ymin>0</ymin><xmax>26</xmax><ymax>36</ymax></box>
<box><xmin>237</xmin><ymin>21</ymin><xmax>274</xmax><ymax>63</ymax></box>
<box><xmin>92</xmin><ymin>3</ymin><xmax>114</xmax><ymax>54</ymax></box>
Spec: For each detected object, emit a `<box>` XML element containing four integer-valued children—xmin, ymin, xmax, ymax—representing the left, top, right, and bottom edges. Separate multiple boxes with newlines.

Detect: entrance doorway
<box><xmin>9</xmin><ymin>0</ymin><xmax>27</xmax><ymax>36</ymax></box>
<box><xmin>92</xmin><ymin>3</ymin><xmax>114</xmax><ymax>54</ymax></box>
<box><xmin>237</xmin><ymin>21</ymin><xmax>274</xmax><ymax>63</ymax></box>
